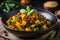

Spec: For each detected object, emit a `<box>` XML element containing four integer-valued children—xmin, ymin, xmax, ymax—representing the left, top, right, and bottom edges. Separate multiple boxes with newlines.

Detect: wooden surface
<box><xmin>0</xmin><ymin>17</ymin><xmax>60</xmax><ymax>40</ymax></box>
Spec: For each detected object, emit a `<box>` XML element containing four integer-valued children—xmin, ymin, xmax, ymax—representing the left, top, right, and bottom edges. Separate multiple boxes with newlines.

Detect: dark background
<box><xmin>0</xmin><ymin>0</ymin><xmax>60</xmax><ymax>8</ymax></box>
<box><xmin>31</xmin><ymin>0</ymin><xmax>60</xmax><ymax>8</ymax></box>
<box><xmin>0</xmin><ymin>0</ymin><xmax>60</xmax><ymax>13</ymax></box>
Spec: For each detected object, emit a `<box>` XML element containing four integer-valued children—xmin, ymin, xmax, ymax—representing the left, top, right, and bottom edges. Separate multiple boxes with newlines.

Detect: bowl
<box><xmin>1</xmin><ymin>8</ymin><xmax>57</xmax><ymax>39</ymax></box>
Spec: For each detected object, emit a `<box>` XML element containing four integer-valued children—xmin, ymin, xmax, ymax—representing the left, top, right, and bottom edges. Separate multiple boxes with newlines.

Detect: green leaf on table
<box><xmin>46</xmin><ymin>31</ymin><xmax>58</xmax><ymax>40</ymax></box>
<box><xmin>5</xmin><ymin>3</ymin><xmax>10</xmax><ymax>12</ymax></box>
<box><xmin>7</xmin><ymin>3</ymin><xmax>15</xmax><ymax>8</ymax></box>
<box><xmin>0</xmin><ymin>2</ymin><xmax>4</xmax><ymax>7</ymax></box>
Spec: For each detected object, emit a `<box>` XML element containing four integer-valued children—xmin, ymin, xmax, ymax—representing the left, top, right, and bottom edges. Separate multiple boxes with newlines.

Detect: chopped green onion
<box><xmin>15</xmin><ymin>16</ymin><xmax>21</xmax><ymax>21</ymax></box>
<box><xmin>12</xmin><ymin>21</ymin><xmax>16</xmax><ymax>25</ymax></box>
<box><xmin>21</xmin><ymin>25</ymin><xmax>26</xmax><ymax>28</ymax></box>
<box><xmin>18</xmin><ymin>27</ymin><xmax>23</xmax><ymax>31</ymax></box>
<box><xmin>31</xmin><ymin>24</ymin><xmax>36</xmax><ymax>28</ymax></box>
<box><xmin>39</xmin><ymin>18</ymin><xmax>45</xmax><ymax>22</ymax></box>
<box><xmin>7</xmin><ymin>21</ymin><xmax>12</xmax><ymax>25</ymax></box>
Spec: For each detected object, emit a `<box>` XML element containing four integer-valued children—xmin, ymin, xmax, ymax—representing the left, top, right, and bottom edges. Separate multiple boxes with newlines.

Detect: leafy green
<box><xmin>46</xmin><ymin>31</ymin><xmax>58</xmax><ymax>40</ymax></box>
<box><xmin>31</xmin><ymin>24</ymin><xmax>39</xmax><ymax>28</ymax></box>
<box><xmin>20</xmin><ymin>9</ymin><xmax>26</xmax><ymax>13</ymax></box>
<box><xmin>31</xmin><ymin>24</ymin><xmax>36</xmax><ymax>28</ymax></box>
<box><xmin>18</xmin><ymin>27</ymin><xmax>23</xmax><ymax>31</ymax></box>
<box><xmin>0</xmin><ymin>2</ymin><xmax>4</xmax><ymax>7</ymax></box>
<box><xmin>20</xmin><ymin>6</ymin><xmax>38</xmax><ymax>16</ymax></box>
<box><xmin>39</xmin><ymin>18</ymin><xmax>45</xmax><ymax>22</ymax></box>
<box><xmin>12</xmin><ymin>21</ymin><xmax>16</xmax><ymax>25</ymax></box>
<box><xmin>27</xmin><ymin>20</ymin><xmax>33</xmax><ymax>26</ymax></box>
<box><xmin>27</xmin><ymin>9</ymin><xmax>38</xmax><ymax>16</ymax></box>
<box><xmin>7</xmin><ymin>3</ymin><xmax>15</xmax><ymax>8</ymax></box>
<box><xmin>26</xmin><ymin>6</ymin><xmax>38</xmax><ymax>16</ymax></box>
<box><xmin>26</xmin><ymin>6</ymin><xmax>30</xmax><ymax>13</ymax></box>
<box><xmin>3</xmin><ymin>9</ymin><xmax>7</xmax><ymax>12</ymax></box>
<box><xmin>30</xmin><ymin>9</ymin><xmax>38</xmax><ymax>13</ymax></box>
<box><xmin>5</xmin><ymin>3</ymin><xmax>10</xmax><ymax>12</ymax></box>
<box><xmin>0</xmin><ymin>1</ymin><xmax>20</xmax><ymax>13</ymax></box>
<box><xmin>15</xmin><ymin>16</ymin><xmax>21</xmax><ymax>21</ymax></box>
<box><xmin>7</xmin><ymin>21</ymin><xmax>12</xmax><ymax>25</ymax></box>
<box><xmin>21</xmin><ymin>24</ymin><xmax>26</xmax><ymax>28</ymax></box>
<box><xmin>16</xmin><ymin>5</ymin><xmax>19</xmax><ymax>8</ymax></box>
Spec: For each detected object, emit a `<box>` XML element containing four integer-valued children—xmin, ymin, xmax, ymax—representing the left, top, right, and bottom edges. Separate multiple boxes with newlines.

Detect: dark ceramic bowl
<box><xmin>1</xmin><ymin>8</ymin><xmax>57</xmax><ymax>39</ymax></box>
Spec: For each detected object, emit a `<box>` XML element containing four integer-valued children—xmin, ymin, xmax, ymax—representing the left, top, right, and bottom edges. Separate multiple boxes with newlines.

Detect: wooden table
<box><xmin>0</xmin><ymin>17</ymin><xmax>60</xmax><ymax>40</ymax></box>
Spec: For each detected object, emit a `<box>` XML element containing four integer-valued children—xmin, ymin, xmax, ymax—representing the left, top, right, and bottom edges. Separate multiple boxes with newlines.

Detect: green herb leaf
<box><xmin>16</xmin><ymin>5</ymin><xmax>19</xmax><ymax>8</ymax></box>
<box><xmin>0</xmin><ymin>1</ymin><xmax>20</xmax><ymax>13</ymax></box>
<box><xmin>7</xmin><ymin>3</ymin><xmax>15</xmax><ymax>8</ymax></box>
<box><xmin>27</xmin><ymin>9</ymin><xmax>38</xmax><ymax>16</ymax></box>
<box><xmin>31</xmin><ymin>9</ymin><xmax>38</xmax><ymax>13</ymax></box>
<box><xmin>20</xmin><ymin>9</ymin><xmax>26</xmax><ymax>13</ymax></box>
<box><xmin>0</xmin><ymin>2</ymin><xmax>4</xmax><ymax>7</ymax></box>
<box><xmin>26</xmin><ymin>6</ymin><xmax>30</xmax><ymax>13</ymax></box>
<box><xmin>46</xmin><ymin>31</ymin><xmax>58</xmax><ymax>40</ymax></box>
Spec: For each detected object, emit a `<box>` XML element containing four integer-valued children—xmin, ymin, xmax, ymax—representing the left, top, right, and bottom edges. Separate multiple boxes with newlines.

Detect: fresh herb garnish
<box><xmin>20</xmin><ymin>6</ymin><xmax>38</xmax><ymax>16</ymax></box>
<box><xmin>20</xmin><ymin>9</ymin><xmax>26</xmax><ymax>13</ymax></box>
<box><xmin>0</xmin><ymin>1</ymin><xmax>20</xmax><ymax>13</ymax></box>
<box><xmin>26</xmin><ymin>6</ymin><xmax>30</xmax><ymax>13</ymax></box>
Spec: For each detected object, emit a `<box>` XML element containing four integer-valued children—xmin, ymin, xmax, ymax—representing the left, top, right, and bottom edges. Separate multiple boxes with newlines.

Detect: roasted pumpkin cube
<box><xmin>20</xmin><ymin>14</ymin><xmax>26</xmax><ymax>19</ymax></box>
<box><xmin>35</xmin><ymin>20</ymin><xmax>41</xmax><ymax>24</ymax></box>
<box><xmin>15</xmin><ymin>22</ymin><xmax>21</xmax><ymax>28</ymax></box>
<box><xmin>22</xmin><ymin>20</ymin><xmax>27</xmax><ymax>25</ymax></box>
<box><xmin>12</xmin><ymin>16</ymin><xmax>16</xmax><ymax>20</ymax></box>
<box><xmin>25</xmin><ymin>27</ymin><xmax>31</xmax><ymax>31</ymax></box>
<box><xmin>9</xmin><ymin>25</ymin><xmax>15</xmax><ymax>29</ymax></box>
<box><xmin>42</xmin><ymin>24</ymin><xmax>47</xmax><ymax>30</ymax></box>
